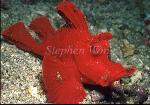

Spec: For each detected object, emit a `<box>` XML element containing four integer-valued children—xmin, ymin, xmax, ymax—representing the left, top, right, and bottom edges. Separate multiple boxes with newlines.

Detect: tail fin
<box><xmin>1</xmin><ymin>22</ymin><xmax>44</xmax><ymax>58</ymax></box>
<box><xmin>29</xmin><ymin>17</ymin><xmax>55</xmax><ymax>42</ymax></box>
<box><xmin>56</xmin><ymin>1</ymin><xmax>88</xmax><ymax>31</ymax></box>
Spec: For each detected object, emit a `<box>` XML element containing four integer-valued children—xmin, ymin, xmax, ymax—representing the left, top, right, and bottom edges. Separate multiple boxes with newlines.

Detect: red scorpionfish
<box><xmin>1</xmin><ymin>1</ymin><xmax>136</xmax><ymax>104</ymax></box>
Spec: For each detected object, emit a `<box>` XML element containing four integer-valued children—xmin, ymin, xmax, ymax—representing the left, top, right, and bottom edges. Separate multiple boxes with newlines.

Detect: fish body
<box><xmin>1</xmin><ymin>1</ymin><xmax>136</xmax><ymax>104</ymax></box>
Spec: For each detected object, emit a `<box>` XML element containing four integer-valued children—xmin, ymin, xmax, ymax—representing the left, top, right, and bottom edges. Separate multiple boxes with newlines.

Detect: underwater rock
<box><xmin>80</xmin><ymin>91</ymin><xmax>92</xmax><ymax>104</ymax></box>
<box><xmin>80</xmin><ymin>89</ymin><xmax>104</xmax><ymax>104</ymax></box>
<box><xmin>28</xmin><ymin>86</ymin><xmax>38</xmax><ymax>98</ymax></box>
<box><xmin>123</xmin><ymin>84</ymin><xmax>149</xmax><ymax>104</ymax></box>
<box><xmin>129</xmin><ymin>71</ymin><xmax>142</xmax><ymax>86</ymax></box>
<box><xmin>112</xmin><ymin>81</ymin><xmax>124</xmax><ymax>97</ymax></box>
<box><xmin>135</xmin><ymin>87</ymin><xmax>148</xmax><ymax>104</ymax></box>
<box><xmin>143</xmin><ymin>96</ymin><xmax>150</xmax><ymax>104</ymax></box>
<box><xmin>121</xmin><ymin>39</ymin><xmax>135</xmax><ymax>57</ymax></box>
<box><xmin>90</xmin><ymin>90</ymin><xmax>103</xmax><ymax>102</ymax></box>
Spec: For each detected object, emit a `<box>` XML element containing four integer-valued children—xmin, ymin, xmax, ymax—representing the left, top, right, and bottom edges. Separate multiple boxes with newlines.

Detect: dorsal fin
<box><xmin>29</xmin><ymin>17</ymin><xmax>55</xmax><ymax>42</ymax></box>
<box><xmin>1</xmin><ymin>22</ymin><xmax>44</xmax><ymax>58</ymax></box>
<box><xmin>56</xmin><ymin>1</ymin><xmax>88</xmax><ymax>31</ymax></box>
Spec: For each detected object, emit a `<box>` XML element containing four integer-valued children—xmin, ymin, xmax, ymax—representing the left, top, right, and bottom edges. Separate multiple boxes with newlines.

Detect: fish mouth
<box><xmin>109</xmin><ymin>67</ymin><xmax>136</xmax><ymax>84</ymax></box>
